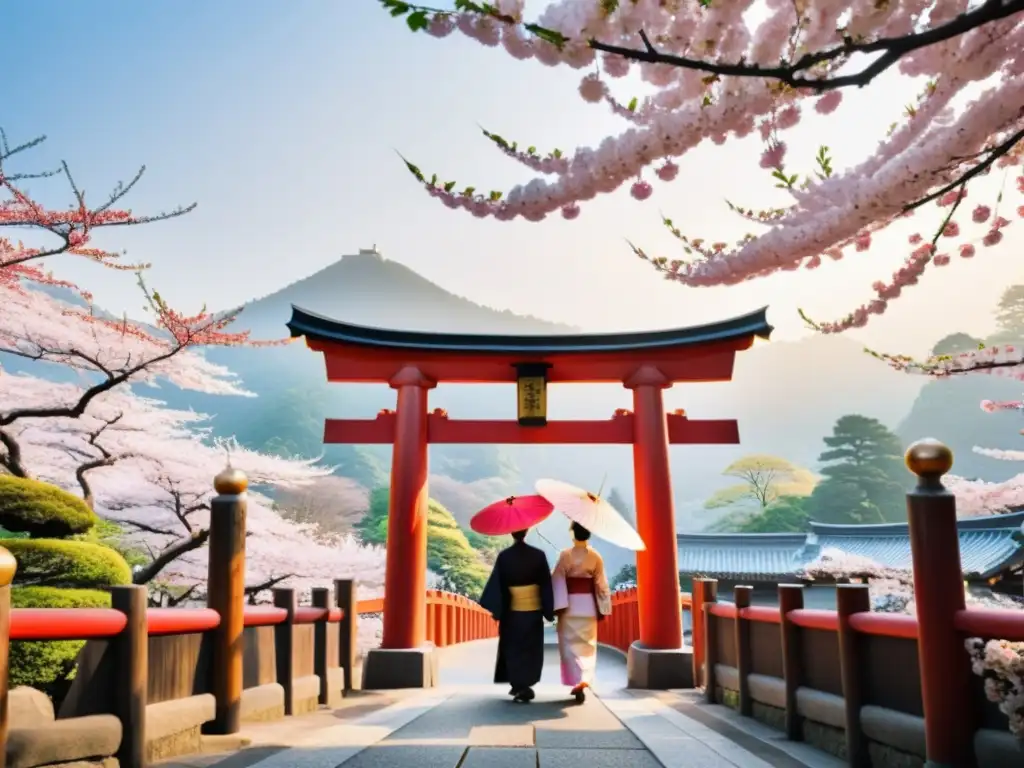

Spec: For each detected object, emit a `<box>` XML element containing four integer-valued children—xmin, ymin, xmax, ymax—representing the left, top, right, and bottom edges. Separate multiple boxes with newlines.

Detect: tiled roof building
<box><xmin>677</xmin><ymin>510</ymin><xmax>1024</xmax><ymax>582</ymax></box>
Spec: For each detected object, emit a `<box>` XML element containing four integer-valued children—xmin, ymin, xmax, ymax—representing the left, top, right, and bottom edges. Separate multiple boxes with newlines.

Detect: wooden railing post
<box><xmin>691</xmin><ymin>578</ymin><xmax>715</xmax><ymax>687</ymax></box>
<box><xmin>334</xmin><ymin>579</ymin><xmax>357</xmax><ymax>693</ymax></box>
<box><xmin>778</xmin><ymin>584</ymin><xmax>804</xmax><ymax>742</ymax></box>
<box><xmin>436</xmin><ymin>596</ymin><xmax>448</xmax><ymax>647</ymax></box>
<box><xmin>206</xmin><ymin>466</ymin><xmax>248</xmax><ymax>735</ymax></box>
<box><xmin>445</xmin><ymin>598</ymin><xmax>457</xmax><ymax>646</ymax></box>
<box><xmin>0</xmin><ymin>546</ymin><xmax>18</xmax><ymax>768</ymax></box>
<box><xmin>734</xmin><ymin>585</ymin><xmax>753</xmax><ymax>717</ymax></box>
<box><xmin>836</xmin><ymin>584</ymin><xmax>871</xmax><ymax>768</ymax></box>
<box><xmin>272</xmin><ymin>588</ymin><xmax>297</xmax><ymax>715</ymax></box>
<box><xmin>311</xmin><ymin>587</ymin><xmax>331</xmax><ymax>706</ymax></box>
<box><xmin>110</xmin><ymin>585</ymin><xmax>148</xmax><ymax>768</ymax></box>
<box><xmin>426</xmin><ymin>591</ymin><xmax>437</xmax><ymax>645</ymax></box>
<box><xmin>702</xmin><ymin>581</ymin><xmax>719</xmax><ymax>703</ymax></box>
<box><xmin>904</xmin><ymin>439</ymin><xmax>975</xmax><ymax>767</ymax></box>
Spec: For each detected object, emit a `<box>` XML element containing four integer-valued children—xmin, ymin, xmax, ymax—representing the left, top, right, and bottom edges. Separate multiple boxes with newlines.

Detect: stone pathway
<box><xmin>159</xmin><ymin>635</ymin><xmax>844</xmax><ymax>768</ymax></box>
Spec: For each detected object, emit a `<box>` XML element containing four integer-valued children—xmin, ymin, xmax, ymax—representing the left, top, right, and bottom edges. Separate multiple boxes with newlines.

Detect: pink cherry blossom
<box><xmin>776</xmin><ymin>106</ymin><xmax>801</xmax><ymax>130</ymax></box>
<box><xmin>630</xmin><ymin>180</ymin><xmax>653</xmax><ymax>201</ymax></box>
<box><xmin>759</xmin><ymin>141</ymin><xmax>786</xmax><ymax>169</ymax></box>
<box><xmin>939</xmin><ymin>188</ymin><xmax>968</xmax><ymax>206</ymax></box>
<box><xmin>561</xmin><ymin>203</ymin><xmax>580</xmax><ymax>219</ymax></box>
<box><xmin>578</xmin><ymin>73</ymin><xmax>605</xmax><ymax>103</ymax></box>
<box><xmin>392</xmin><ymin>2</ymin><xmax>1024</xmax><ymax>335</ymax></box>
<box><xmin>960</xmin><ymin>243</ymin><xmax>976</xmax><ymax>258</ymax></box>
<box><xmin>983</xmin><ymin>230</ymin><xmax>1004</xmax><ymax>247</ymax></box>
<box><xmin>814</xmin><ymin>91</ymin><xmax>843</xmax><ymax>115</ymax></box>
<box><xmin>656</xmin><ymin>161</ymin><xmax>679</xmax><ymax>182</ymax></box>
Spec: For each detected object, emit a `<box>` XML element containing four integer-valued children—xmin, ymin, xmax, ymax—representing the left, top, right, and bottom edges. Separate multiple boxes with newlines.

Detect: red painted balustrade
<box><xmin>354</xmin><ymin>588</ymin><xmax>498</xmax><ymax>645</ymax></box>
<box><xmin>696</xmin><ymin>582</ymin><xmax>1024</xmax><ymax>767</ymax></box>
<box><xmin>597</xmin><ymin>587</ymin><xmax>696</xmax><ymax>655</ymax></box>
<box><xmin>0</xmin><ymin>585</ymin><xmax>493</xmax><ymax>768</ymax></box>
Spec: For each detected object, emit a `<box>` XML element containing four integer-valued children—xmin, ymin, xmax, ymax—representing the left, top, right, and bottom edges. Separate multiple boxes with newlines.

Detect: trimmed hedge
<box><xmin>9</xmin><ymin>586</ymin><xmax>112</xmax><ymax>700</ymax></box>
<box><xmin>5</xmin><ymin>538</ymin><xmax>132</xmax><ymax>589</ymax></box>
<box><xmin>0</xmin><ymin>475</ymin><xmax>97</xmax><ymax>537</ymax></box>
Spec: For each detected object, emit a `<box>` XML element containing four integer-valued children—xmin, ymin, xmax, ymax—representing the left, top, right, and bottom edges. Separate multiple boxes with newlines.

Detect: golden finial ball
<box><xmin>0</xmin><ymin>545</ymin><xmax>17</xmax><ymax>588</ymax></box>
<box><xmin>905</xmin><ymin>438</ymin><xmax>953</xmax><ymax>477</ymax></box>
<box><xmin>214</xmin><ymin>466</ymin><xmax>248</xmax><ymax>495</ymax></box>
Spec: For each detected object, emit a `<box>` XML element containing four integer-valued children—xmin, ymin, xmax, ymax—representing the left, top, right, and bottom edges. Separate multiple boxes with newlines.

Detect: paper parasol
<box><xmin>534</xmin><ymin>478</ymin><xmax>646</xmax><ymax>551</ymax></box>
<box><xmin>470</xmin><ymin>494</ymin><xmax>555</xmax><ymax>536</ymax></box>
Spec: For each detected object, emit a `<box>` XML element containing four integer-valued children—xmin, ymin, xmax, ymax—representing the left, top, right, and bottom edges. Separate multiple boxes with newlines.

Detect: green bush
<box><xmin>6</xmin><ymin>538</ymin><xmax>132</xmax><ymax>589</ymax></box>
<box><xmin>9</xmin><ymin>587</ymin><xmax>112</xmax><ymax>701</ymax></box>
<box><xmin>74</xmin><ymin>518</ymin><xmax>149</xmax><ymax>570</ymax></box>
<box><xmin>0</xmin><ymin>476</ymin><xmax>97</xmax><ymax>537</ymax></box>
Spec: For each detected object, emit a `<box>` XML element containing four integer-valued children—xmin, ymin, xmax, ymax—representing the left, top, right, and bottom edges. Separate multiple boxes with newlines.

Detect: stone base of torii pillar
<box><xmin>362</xmin><ymin>646</ymin><xmax>439</xmax><ymax>690</ymax></box>
<box><xmin>627</xmin><ymin>643</ymin><xmax>694</xmax><ymax>690</ymax></box>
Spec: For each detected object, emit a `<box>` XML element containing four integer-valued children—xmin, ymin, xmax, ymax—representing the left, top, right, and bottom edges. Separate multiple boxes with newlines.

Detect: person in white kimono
<box><xmin>551</xmin><ymin>522</ymin><xmax>612</xmax><ymax>703</ymax></box>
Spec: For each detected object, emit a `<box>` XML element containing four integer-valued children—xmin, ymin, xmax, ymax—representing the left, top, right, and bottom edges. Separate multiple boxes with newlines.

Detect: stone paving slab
<box><xmin>338</xmin><ymin>744</ymin><xmax>468</xmax><ymax>768</ymax></box>
<box><xmin>539</xmin><ymin>748</ymin><xmax>664</xmax><ymax>768</ymax></box>
<box><xmin>461</xmin><ymin>747</ymin><xmax>536</xmax><ymax>768</ymax></box>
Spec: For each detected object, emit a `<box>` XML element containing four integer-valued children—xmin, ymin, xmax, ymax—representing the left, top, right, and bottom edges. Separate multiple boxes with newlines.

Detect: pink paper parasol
<box><xmin>470</xmin><ymin>495</ymin><xmax>555</xmax><ymax>536</ymax></box>
<box><xmin>534</xmin><ymin>478</ymin><xmax>646</xmax><ymax>551</ymax></box>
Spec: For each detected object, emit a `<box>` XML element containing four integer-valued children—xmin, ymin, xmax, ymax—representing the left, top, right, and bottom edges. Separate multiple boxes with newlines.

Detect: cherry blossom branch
<box><xmin>588</xmin><ymin>1</ymin><xmax>1024</xmax><ymax>92</ymax></box>
<box><xmin>800</xmin><ymin>175</ymin><xmax>969</xmax><ymax>333</ymax></box>
<box><xmin>68</xmin><ymin>413</ymin><xmax>136</xmax><ymax>509</ymax></box>
<box><xmin>0</xmin><ymin>428</ymin><xmax>26</xmax><ymax>477</ymax></box>
<box><xmin>0</xmin><ymin>129</ymin><xmax>195</xmax><ymax>271</ymax></box>
<box><xmin>246</xmin><ymin>573</ymin><xmax>293</xmax><ymax>604</ymax></box>
<box><xmin>906</xmin><ymin>125</ymin><xmax>1024</xmax><ymax>212</ymax></box>
<box><xmin>133</xmin><ymin>529</ymin><xmax>211</xmax><ymax>585</ymax></box>
<box><xmin>164</xmin><ymin>583</ymin><xmax>200</xmax><ymax>607</ymax></box>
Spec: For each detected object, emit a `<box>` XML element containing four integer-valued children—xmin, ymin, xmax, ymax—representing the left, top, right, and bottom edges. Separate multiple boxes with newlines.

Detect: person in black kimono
<box><xmin>479</xmin><ymin>528</ymin><xmax>555</xmax><ymax>703</ymax></box>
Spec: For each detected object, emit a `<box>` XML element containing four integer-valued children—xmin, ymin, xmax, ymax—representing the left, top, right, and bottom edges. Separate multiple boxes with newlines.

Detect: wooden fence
<box><xmin>0</xmin><ymin>583</ymin><xmax>496</xmax><ymax>768</ymax></box>
<box><xmin>694</xmin><ymin>439</ymin><xmax>1024</xmax><ymax>767</ymax></box>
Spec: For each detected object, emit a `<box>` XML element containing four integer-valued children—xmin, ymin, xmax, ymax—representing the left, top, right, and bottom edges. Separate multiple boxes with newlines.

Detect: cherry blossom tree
<box><xmin>377</xmin><ymin>1</ymin><xmax>1024</xmax><ymax>370</ymax></box>
<box><xmin>1</xmin><ymin>370</ymin><xmax>390</xmax><ymax>656</ymax></box>
<box><xmin>800</xmin><ymin>547</ymin><xmax>1023</xmax><ymax>613</ymax></box>
<box><xmin>1</xmin><ymin>129</ymin><xmax>289</xmax><ymax>478</ymax></box>
<box><xmin>1</xmin><ymin>371</ymin><xmax>357</xmax><ymax>576</ymax></box>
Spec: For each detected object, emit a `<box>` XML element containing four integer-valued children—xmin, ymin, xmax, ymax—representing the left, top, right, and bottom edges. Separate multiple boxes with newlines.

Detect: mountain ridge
<box><xmin>233</xmin><ymin>248</ymin><xmax>578</xmax><ymax>337</ymax></box>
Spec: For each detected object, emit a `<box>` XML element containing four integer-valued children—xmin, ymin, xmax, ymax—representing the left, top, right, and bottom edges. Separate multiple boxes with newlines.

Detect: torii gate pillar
<box><xmin>362</xmin><ymin>367</ymin><xmax>438</xmax><ymax>690</ymax></box>
<box><xmin>625</xmin><ymin>366</ymin><xmax>691</xmax><ymax>689</ymax></box>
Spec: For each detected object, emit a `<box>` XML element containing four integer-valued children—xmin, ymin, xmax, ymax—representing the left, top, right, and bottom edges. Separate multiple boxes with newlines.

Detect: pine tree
<box><xmin>807</xmin><ymin>415</ymin><xmax>909</xmax><ymax>524</ymax></box>
<box><xmin>989</xmin><ymin>285</ymin><xmax>1024</xmax><ymax>344</ymax></box>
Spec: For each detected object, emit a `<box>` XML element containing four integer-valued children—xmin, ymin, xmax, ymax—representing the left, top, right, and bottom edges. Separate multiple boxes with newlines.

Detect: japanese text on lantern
<box><xmin>517</xmin><ymin>376</ymin><xmax>547</xmax><ymax>426</ymax></box>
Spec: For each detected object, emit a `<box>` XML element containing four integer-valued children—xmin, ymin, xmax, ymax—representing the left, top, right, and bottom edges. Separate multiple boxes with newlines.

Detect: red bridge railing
<box><xmin>689</xmin><ymin>441</ymin><xmax>1024</xmax><ymax>767</ymax></box>
<box><xmin>354</xmin><ymin>589</ymin><xmax>498</xmax><ymax>645</ymax></box>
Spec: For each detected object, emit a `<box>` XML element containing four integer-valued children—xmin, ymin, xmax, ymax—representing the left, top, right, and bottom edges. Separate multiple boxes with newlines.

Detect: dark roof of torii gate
<box><xmin>288</xmin><ymin>305</ymin><xmax>772</xmax><ymax>353</ymax></box>
<box><xmin>286</xmin><ymin>305</ymin><xmax>773</xmax><ymax>383</ymax></box>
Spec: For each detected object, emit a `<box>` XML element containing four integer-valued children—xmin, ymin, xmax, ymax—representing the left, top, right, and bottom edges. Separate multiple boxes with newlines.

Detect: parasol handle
<box><xmin>533</xmin><ymin>530</ymin><xmax>559</xmax><ymax>553</ymax></box>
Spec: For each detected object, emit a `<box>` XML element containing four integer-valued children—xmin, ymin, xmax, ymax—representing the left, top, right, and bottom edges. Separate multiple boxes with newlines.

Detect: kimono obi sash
<box><xmin>508</xmin><ymin>584</ymin><xmax>541</xmax><ymax>612</ymax></box>
<box><xmin>566</xmin><ymin>577</ymin><xmax>593</xmax><ymax>595</ymax></box>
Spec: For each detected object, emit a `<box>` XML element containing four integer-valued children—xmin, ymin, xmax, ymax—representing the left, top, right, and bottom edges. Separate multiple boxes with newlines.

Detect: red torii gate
<box><xmin>287</xmin><ymin>305</ymin><xmax>772</xmax><ymax>689</ymax></box>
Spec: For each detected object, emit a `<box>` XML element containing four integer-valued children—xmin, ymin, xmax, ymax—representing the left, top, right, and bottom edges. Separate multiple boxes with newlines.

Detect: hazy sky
<box><xmin>5</xmin><ymin>1</ymin><xmax>1022</xmax><ymax>357</ymax></box>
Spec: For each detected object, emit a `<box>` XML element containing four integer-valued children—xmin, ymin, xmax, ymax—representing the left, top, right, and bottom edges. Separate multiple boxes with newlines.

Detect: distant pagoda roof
<box><xmin>287</xmin><ymin>305</ymin><xmax>772</xmax><ymax>355</ymax></box>
<box><xmin>677</xmin><ymin>511</ymin><xmax>1024</xmax><ymax>581</ymax></box>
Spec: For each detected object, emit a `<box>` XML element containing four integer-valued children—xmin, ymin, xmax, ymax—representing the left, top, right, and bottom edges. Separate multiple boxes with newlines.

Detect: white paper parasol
<box><xmin>534</xmin><ymin>478</ymin><xmax>646</xmax><ymax>551</ymax></box>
